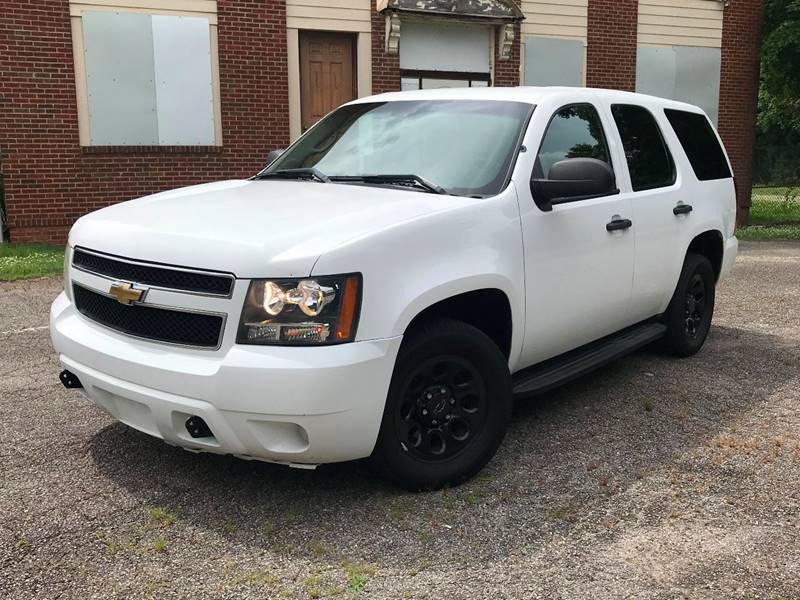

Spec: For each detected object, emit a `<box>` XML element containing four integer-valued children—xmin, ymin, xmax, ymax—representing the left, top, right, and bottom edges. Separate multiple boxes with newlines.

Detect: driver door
<box><xmin>516</xmin><ymin>101</ymin><xmax>635</xmax><ymax>367</ymax></box>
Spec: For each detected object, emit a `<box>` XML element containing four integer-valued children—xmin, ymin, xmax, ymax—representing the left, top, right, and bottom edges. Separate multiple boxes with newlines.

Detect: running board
<box><xmin>512</xmin><ymin>322</ymin><xmax>667</xmax><ymax>397</ymax></box>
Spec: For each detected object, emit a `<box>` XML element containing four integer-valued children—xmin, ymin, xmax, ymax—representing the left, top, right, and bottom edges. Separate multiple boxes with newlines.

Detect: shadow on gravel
<box><xmin>88</xmin><ymin>323</ymin><xmax>791</xmax><ymax>571</ymax></box>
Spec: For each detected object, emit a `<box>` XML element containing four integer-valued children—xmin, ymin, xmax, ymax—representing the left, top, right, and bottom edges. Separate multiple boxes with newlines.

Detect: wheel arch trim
<box><xmin>391</xmin><ymin>276</ymin><xmax>523</xmax><ymax>370</ymax></box>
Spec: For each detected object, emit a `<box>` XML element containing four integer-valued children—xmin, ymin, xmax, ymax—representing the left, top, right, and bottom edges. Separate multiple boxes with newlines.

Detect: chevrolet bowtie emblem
<box><xmin>109</xmin><ymin>282</ymin><xmax>145</xmax><ymax>305</ymax></box>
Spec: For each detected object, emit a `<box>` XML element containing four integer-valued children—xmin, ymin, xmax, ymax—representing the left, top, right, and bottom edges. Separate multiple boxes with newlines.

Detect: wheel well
<box><xmin>406</xmin><ymin>289</ymin><xmax>512</xmax><ymax>359</ymax></box>
<box><xmin>687</xmin><ymin>230</ymin><xmax>723</xmax><ymax>281</ymax></box>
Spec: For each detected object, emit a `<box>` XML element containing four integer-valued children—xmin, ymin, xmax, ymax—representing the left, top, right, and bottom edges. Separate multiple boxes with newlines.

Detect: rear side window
<box><xmin>664</xmin><ymin>109</ymin><xmax>732</xmax><ymax>181</ymax></box>
<box><xmin>611</xmin><ymin>104</ymin><xmax>675</xmax><ymax>192</ymax></box>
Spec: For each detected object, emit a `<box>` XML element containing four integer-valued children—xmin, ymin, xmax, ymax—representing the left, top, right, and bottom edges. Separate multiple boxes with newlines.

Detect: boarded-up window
<box><xmin>635</xmin><ymin>46</ymin><xmax>721</xmax><ymax>125</ymax></box>
<box><xmin>523</xmin><ymin>36</ymin><xmax>584</xmax><ymax>87</ymax></box>
<box><xmin>82</xmin><ymin>11</ymin><xmax>216</xmax><ymax>145</ymax></box>
<box><xmin>400</xmin><ymin>22</ymin><xmax>491</xmax><ymax>74</ymax></box>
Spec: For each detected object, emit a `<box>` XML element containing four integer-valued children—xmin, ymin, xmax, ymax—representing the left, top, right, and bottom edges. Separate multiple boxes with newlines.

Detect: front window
<box><xmin>264</xmin><ymin>100</ymin><xmax>533</xmax><ymax>197</ymax></box>
<box><xmin>535</xmin><ymin>103</ymin><xmax>612</xmax><ymax>179</ymax></box>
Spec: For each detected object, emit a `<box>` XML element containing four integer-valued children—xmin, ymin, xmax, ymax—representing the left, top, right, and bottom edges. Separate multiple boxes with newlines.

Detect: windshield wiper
<box><xmin>330</xmin><ymin>174</ymin><xmax>450</xmax><ymax>195</ymax></box>
<box><xmin>253</xmin><ymin>168</ymin><xmax>330</xmax><ymax>183</ymax></box>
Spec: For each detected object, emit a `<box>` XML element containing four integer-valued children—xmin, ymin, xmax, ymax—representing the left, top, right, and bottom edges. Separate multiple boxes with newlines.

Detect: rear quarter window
<box><xmin>664</xmin><ymin>109</ymin><xmax>732</xmax><ymax>181</ymax></box>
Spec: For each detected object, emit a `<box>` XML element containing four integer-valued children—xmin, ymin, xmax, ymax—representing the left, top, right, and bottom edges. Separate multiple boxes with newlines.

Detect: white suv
<box><xmin>51</xmin><ymin>87</ymin><xmax>738</xmax><ymax>490</ymax></box>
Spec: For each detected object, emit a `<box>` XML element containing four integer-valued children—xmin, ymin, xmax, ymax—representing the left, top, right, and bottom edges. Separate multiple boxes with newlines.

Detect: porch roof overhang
<box><xmin>376</xmin><ymin>0</ymin><xmax>525</xmax><ymax>24</ymax></box>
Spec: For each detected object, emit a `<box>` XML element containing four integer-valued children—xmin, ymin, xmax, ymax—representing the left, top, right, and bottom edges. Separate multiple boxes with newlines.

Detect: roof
<box><xmin>352</xmin><ymin>86</ymin><xmax>705</xmax><ymax>114</ymax></box>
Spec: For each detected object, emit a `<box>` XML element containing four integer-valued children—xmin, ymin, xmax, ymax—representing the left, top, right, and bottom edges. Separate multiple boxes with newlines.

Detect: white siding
<box><xmin>286</xmin><ymin>0</ymin><xmax>370</xmax><ymax>33</ymax></box>
<box><xmin>638</xmin><ymin>0</ymin><xmax>724</xmax><ymax>48</ymax></box>
<box><xmin>521</xmin><ymin>0</ymin><xmax>588</xmax><ymax>42</ymax></box>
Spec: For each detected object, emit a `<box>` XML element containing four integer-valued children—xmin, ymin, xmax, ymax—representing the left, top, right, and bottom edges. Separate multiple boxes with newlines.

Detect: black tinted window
<box><xmin>536</xmin><ymin>104</ymin><xmax>611</xmax><ymax>178</ymax></box>
<box><xmin>664</xmin><ymin>109</ymin><xmax>732</xmax><ymax>181</ymax></box>
<box><xmin>611</xmin><ymin>104</ymin><xmax>675</xmax><ymax>192</ymax></box>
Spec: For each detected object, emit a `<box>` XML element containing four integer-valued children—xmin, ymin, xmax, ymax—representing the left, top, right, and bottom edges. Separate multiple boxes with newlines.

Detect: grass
<box><xmin>738</xmin><ymin>186</ymin><xmax>800</xmax><ymax>240</ymax></box>
<box><xmin>303</xmin><ymin>575</ymin><xmax>321</xmax><ymax>599</ymax></box>
<box><xmin>749</xmin><ymin>186</ymin><xmax>800</xmax><ymax>225</ymax></box>
<box><xmin>231</xmin><ymin>570</ymin><xmax>278</xmax><ymax>587</ymax></box>
<box><xmin>0</xmin><ymin>243</ymin><xmax>64</xmax><ymax>281</ymax></box>
<box><xmin>737</xmin><ymin>225</ymin><xmax>800</xmax><ymax>240</ymax></box>
<box><xmin>342</xmin><ymin>562</ymin><xmax>375</xmax><ymax>594</ymax></box>
<box><xmin>148</xmin><ymin>507</ymin><xmax>176</xmax><ymax>528</ymax></box>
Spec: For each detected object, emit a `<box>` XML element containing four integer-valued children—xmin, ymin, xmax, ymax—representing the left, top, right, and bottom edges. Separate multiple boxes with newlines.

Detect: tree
<box><xmin>756</xmin><ymin>0</ymin><xmax>800</xmax><ymax>184</ymax></box>
<box><xmin>759</xmin><ymin>0</ymin><xmax>800</xmax><ymax>137</ymax></box>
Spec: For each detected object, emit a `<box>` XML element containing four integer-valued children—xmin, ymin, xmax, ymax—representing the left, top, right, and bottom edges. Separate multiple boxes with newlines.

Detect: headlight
<box><xmin>237</xmin><ymin>274</ymin><xmax>361</xmax><ymax>346</ymax></box>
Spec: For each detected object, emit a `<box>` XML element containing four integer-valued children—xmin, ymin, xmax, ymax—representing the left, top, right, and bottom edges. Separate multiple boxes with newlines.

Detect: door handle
<box><xmin>673</xmin><ymin>203</ymin><xmax>693</xmax><ymax>215</ymax></box>
<box><xmin>606</xmin><ymin>218</ymin><xmax>632</xmax><ymax>232</ymax></box>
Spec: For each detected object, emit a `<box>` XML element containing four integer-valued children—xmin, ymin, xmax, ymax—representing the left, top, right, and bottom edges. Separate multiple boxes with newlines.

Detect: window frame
<box><xmin>532</xmin><ymin>101</ymin><xmax>618</xmax><ymax>204</ymax></box>
<box><xmin>399</xmin><ymin>69</ymin><xmax>492</xmax><ymax>90</ymax></box>
<box><xmin>69</xmin><ymin>0</ymin><xmax>223</xmax><ymax>148</ymax></box>
<box><xmin>610</xmin><ymin>103</ymin><xmax>677</xmax><ymax>193</ymax></box>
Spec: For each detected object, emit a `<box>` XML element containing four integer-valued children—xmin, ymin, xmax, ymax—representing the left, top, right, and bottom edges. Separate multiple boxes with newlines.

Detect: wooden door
<box><xmin>299</xmin><ymin>31</ymin><xmax>356</xmax><ymax>131</ymax></box>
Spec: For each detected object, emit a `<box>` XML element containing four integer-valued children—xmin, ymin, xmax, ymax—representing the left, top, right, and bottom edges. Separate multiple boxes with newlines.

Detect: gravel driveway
<box><xmin>2</xmin><ymin>241</ymin><xmax>799</xmax><ymax>599</ymax></box>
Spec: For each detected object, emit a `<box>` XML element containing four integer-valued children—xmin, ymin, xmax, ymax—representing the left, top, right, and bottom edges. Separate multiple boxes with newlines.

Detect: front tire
<box><xmin>372</xmin><ymin>318</ymin><xmax>512</xmax><ymax>491</ymax></box>
<box><xmin>662</xmin><ymin>253</ymin><xmax>716</xmax><ymax>357</ymax></box>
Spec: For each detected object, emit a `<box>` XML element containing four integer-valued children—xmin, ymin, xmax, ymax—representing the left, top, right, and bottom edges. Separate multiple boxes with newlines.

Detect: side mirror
<box><xmin>531</xmin><ymin>158</ymin><xmax>617</xmax><ymax>212</ymax></box>
<box><xmin>265</xmin><ymin>149</ymin><xmax>285</xmax><ymax>167</ymax></box>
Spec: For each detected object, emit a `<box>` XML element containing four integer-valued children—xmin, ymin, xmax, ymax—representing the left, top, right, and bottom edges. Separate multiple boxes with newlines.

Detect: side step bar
<box><xmin>512</xmin><ymin>322</ymin><xmax>667</xmax><ymax>398</ymax></box>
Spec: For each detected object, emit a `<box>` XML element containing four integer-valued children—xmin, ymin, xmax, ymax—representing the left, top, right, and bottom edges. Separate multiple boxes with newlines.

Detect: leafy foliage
<box><xmin>756</xmin><ymin>0</ymin><xmax>800</xmax><ymax>187</ymax></box>
<box><xmin>758</xmin><ymin>0</ymin><xmax>800</xmax><ymax>138</ymax></box>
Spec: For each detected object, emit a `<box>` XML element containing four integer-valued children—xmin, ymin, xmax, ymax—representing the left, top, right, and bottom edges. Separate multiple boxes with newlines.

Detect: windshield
<box><xmin>262</xmin><ymin>100</ymin><xmax>533</xmax><ymax>197</ymax></box>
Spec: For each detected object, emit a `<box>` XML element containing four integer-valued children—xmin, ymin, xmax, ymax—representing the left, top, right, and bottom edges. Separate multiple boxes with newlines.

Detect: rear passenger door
<box><xmin>604</xmin><ymin>103</ymin><xmax>686</xmax><ymax>322</ymax></box>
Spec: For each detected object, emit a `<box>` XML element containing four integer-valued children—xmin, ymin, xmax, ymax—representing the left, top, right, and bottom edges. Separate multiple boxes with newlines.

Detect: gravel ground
<box><xmin>1</xmin><ymin>241</ymin><xmax>799</xmax><ymax>600</ymax></box>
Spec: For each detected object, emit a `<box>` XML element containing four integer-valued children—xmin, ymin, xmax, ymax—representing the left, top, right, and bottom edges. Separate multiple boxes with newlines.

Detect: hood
<box><xmin>69</xmin><ymin>179</ymin><xmax>469</xmax><ymax>277</ymax></box>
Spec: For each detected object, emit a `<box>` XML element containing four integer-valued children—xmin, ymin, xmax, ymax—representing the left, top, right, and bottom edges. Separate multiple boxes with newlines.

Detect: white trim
<box><xmin>287</xmin><ymin>28</ymin><xmax>303</xmax><ymax>142</ymax></box>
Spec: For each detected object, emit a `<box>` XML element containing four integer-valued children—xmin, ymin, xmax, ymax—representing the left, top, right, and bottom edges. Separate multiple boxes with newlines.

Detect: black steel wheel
<box><xmin>395</xmin><ymin>356</ymin><xmax>487</xmax><ymax>462</ymax></box>
<box><xmin>662</xmin><ymin>253</ymin><xmax>716</xmax><ymax>357</ymax></box>
<box><xmin>372</xmin><ymin>318</ymin><xmax>512</xmax><ymax>491</ymax></box>
<box><xmin>684</xmin><ymin>273</ymin><xmax>707</xmax><ymax>338</ymax></box>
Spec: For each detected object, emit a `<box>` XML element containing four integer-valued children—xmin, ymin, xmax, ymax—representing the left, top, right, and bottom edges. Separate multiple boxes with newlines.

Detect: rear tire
<box><xmin>371</xmin><ymin>318</ymin><xmax>512</xmax><ymax>491</ymax></box>
<box><xmin>662</xmin><ymin>253</ymin><xmax>716</xmax><ymax>357</ymax></box>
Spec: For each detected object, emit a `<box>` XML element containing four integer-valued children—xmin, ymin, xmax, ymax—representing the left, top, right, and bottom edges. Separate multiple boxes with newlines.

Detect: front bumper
<box><xmin>51</xmin><ymin>292</ymin><xmax>402</xmax><ymax>465</ymax></box>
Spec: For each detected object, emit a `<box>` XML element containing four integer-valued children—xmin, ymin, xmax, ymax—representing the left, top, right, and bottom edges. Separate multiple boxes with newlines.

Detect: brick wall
<box><xmin>493</xmin><ymin>21</ymin><xmax>521</xmax><ymax>87</ymax></box>
<box><xmin>718</xmin><ymin>0</ymin><xmax>764</xmax><ymax>225</ymax></box>
<box><xmin>0</xmin><ymin>0</ymin><xmax>290</xmax><ymax>243</ymax></box>
<box><xmin>370</xmin><ymin>7</ymin><xmax>400</xmax><ymax>94</ymax></box>
<box><xmin>586</xmin><ymin>0</ymin><xmax>638</xmax><ymax>91</ymax></box>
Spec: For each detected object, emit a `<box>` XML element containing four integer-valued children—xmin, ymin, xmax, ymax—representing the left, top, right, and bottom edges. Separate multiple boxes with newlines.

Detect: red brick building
<box><xmin>0</xmin><ymin>0</ymin><xmax>763</xmax><ymax>243</ymax></box>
